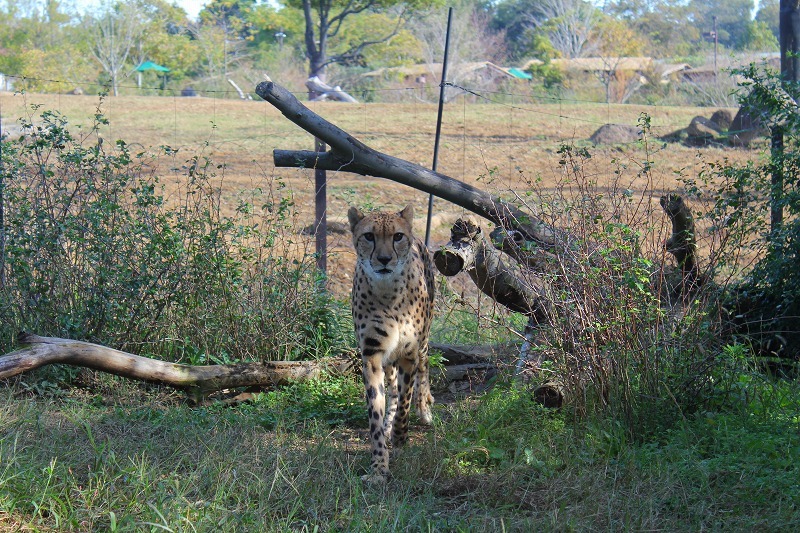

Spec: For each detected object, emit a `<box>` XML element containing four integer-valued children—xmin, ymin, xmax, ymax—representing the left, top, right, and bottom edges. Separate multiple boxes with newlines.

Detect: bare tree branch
<box><xmin>257</xmin><ymin>80</ymin><xmax>564</xmax><ymax>248</ymax></box>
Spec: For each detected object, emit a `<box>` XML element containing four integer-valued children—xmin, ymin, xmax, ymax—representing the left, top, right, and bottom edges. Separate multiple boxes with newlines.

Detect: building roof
<box><xmin>362</xmin><ymin>62</ymin><xmax>520</xmax><ymax>80</ymax></box>
<box><xmin>550</xmin><ymin>57</ymin><xmax>654</xmax><ymax>73</ymax></box>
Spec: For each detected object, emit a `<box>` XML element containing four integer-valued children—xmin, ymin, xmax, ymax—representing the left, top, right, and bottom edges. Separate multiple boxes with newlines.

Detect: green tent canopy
<box><xmin>507</xmin><ymin>68</ymin><xmax>532</xmax><ymax>80</ymax></box>
<box><xmin>136</xmin><ymin>61</ymin><xmax>170</xmax><ymax>73</ymax></box>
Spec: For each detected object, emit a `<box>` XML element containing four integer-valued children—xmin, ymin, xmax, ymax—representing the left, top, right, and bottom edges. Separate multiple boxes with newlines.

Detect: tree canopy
<box><xmin>0</xmin><ymin>0</ymin><xmax>783</xmax><ymax>98</ymax></box>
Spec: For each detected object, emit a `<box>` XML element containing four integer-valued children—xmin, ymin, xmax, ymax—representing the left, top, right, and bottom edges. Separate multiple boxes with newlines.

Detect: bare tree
<box><xmin>287</xmin><ymin>0</ymin><xmax>416</xmax><ymax>92</ymax></box>
<box><xmin>410</xmin><ymin>6</ymin><xmax>507</xmax><ymax>101</ymax></box>
<box><xmin>521</xmin><ymin>0</ymin><xmax>599</xmax><ymax>59</ymax></box>
<box><xmin>87</xmin><ymin>3</ymin><xmax>147</xmax><ymax>96</ymax></box>
<box><xmin>592</xmin><ymin>16</ymin><xmax>647</xmax><ymax>102</ymax></box>
<box><xmin>189</xmin><ymin>22</ymin><xmax>228</xmax><ymax>82</ymax></box>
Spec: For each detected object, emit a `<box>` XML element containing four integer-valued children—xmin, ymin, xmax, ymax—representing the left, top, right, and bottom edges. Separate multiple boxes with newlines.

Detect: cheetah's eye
<box><xmin>393</xmin><ymin>233</ymin><xmax>404</xmax><ymax>242</ymax></box>
<box><xmin>363</xmin><ymin>232</ymin><xmax>375</xmax><ymax>242</ymax></box>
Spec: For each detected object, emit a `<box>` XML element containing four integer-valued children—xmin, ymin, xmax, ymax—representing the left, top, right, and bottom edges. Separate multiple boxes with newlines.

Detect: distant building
<box><xmin>362</xmin><ymin>62</ymin><xmax>528</xmax><ymax>86</ymax></box>
<box><xmin>680</xmin><ymin>53</ymin><xmax>780</xmax><ymax>84</ymax></box>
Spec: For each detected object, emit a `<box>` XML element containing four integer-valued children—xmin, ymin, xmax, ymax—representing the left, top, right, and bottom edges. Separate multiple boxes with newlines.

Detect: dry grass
<box><xmin>0</xmin><ymin>90</ymin><xmax>765</xmax><ymax>297</ymax></box>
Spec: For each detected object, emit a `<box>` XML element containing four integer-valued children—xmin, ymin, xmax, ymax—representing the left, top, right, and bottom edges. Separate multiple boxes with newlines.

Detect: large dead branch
<box><xmin>255</xmin><ymin>79</ymin><xmax>562</xmax><ymax>248</ymax></box>
<box><xmin>306</xmin><ymin>76</ymin><xmax>358</xmax><ymax>103</ymax></box>
<box><xmin>433</xmin><ymin>216</ymin><xmax>551</xmax><ymax>322</ymax></box>
<box><xmin>1</xmin><ymin>334</ymin><xmax>522</xmax><ymax>397</ymax></box>
<box><xmin>0</xmin><ymin>333</ymin><xmax>353</xmax><ymax>396</ymax></box>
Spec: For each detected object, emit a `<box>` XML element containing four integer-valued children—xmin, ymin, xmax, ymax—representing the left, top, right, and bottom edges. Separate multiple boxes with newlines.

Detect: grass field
<box><xmin>3</xmin><ymin>372</ymin><xmax>799</xmax><ymax>531</ymax></box>
<box><xmin>2</xmin><ymin>90</ymin><xmax>798</xmax><ymax>531</ymax></box>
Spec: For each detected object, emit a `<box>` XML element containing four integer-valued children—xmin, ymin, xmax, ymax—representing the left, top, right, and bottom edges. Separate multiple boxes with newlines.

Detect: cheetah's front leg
<box><xmin>413</xmin><ymin>344</ymin><xmax>434</xmax><ymax>425</ymax></box>
<box><xmin>392</xmin><ymin>357</ymin><xmax>417</xmax><ymax>448</ymax></box>
<box><xmin>362</xmin><ymin>356</ymin><xmax>389</xmax><ymax>483</ymax></box>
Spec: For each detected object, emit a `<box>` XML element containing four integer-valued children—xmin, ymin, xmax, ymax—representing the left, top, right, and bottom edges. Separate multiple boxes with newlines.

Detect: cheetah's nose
<box><xmin>377</xmin><ymin>255</ymin><xmax>391</xmax><ymax>266</ymax></box>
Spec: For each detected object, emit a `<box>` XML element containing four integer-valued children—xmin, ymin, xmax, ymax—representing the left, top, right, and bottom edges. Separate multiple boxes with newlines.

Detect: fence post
<box><xmin>314</xmin><ymin>138</ymin><xmax>327</xmax><ymax>283</ymax></box>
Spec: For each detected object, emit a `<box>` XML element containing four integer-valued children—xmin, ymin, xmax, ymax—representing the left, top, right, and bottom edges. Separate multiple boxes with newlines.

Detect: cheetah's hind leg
<box><xmin>413</xmin><ymin>373</ymin><xmax>434</xmax><ymax>426</ymax></box>
<box><xmin>412</xmin><ymin>345</ymin><xmax>434</xmax><ymax>425</ymax></box>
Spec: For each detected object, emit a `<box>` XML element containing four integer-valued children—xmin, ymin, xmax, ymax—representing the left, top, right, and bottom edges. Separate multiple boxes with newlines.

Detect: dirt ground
<box><xmin>0</xmin><ymin>91</ymin><xmax>766</xmax><ymax>297</ymax></box>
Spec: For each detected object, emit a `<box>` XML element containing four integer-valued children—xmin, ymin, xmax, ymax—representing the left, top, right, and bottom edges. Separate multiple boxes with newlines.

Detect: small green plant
<box><xmin>255</xmin><ymin>375</ymin><xmax>366</xmax><ymax>429</ymax></box>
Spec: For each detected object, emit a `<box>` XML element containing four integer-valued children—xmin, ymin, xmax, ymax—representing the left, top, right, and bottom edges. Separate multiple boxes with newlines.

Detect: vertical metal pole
<box><xmin>425</xmin><ymin>6</ymin><xmax>453</xmax><ymax>247</ymax></box>
<box><xmin>314</xmin><ymin>138</ymin><xmax>327</xmax><ymax>282</ymax></box>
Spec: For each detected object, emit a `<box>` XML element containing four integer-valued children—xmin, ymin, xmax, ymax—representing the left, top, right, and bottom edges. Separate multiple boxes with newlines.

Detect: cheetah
<box><xmin>348</xmin><ymin>204</ymin><xmax>435</xmax><ymax>483</ymax></box>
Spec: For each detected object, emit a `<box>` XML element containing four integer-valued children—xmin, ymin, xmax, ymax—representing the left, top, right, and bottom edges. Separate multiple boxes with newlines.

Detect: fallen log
<box><xmin>429</xmin><ymin>342</ymin><xmax>517</xmax><ymax>365</ymax></box>
<box><xmin>1</xmin><ymin>334</ymin><xmax>524</xmax><ymax>397</ymax></box>
<box><xmin>431</xmin><ymin>363</ymin><xmax>496</xmax><ymax>383</ymax></box>
<box><xmin>305</xmin><ymin>76</ymin><xmax>359</xmax><ymax>103</ymax></box>
<box><xmin>0</xmin><ymin>333</ymin><xmax>353</xmax><ymax>396</ymax></box>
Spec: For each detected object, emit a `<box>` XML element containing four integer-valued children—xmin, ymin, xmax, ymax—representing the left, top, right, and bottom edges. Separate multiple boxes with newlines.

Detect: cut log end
<box><xmin>433</xmin><ymin>249</ymin><xmax>465</xmax><ymax>276</ymax></box>
<box><xmin>533</xmin><ymin>381</ymin><xmax>565</xmax><ymax>408</ymax></box>
<box><xmin>255</xmin><ymin>81</ymin><xmax>276</xmax><ymax>101</ymax></box>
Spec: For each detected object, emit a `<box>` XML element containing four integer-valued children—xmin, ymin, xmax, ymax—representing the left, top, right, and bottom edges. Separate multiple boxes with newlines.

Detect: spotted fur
<box><xmin>348</xmin><ymin>204</ymin><xmax>435</xmax><ymax>483</ymax></box>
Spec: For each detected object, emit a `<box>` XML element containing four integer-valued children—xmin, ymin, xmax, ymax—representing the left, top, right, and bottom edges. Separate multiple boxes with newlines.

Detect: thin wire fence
<box><xmin>0</xmin><ymin>72</ymin><xmax>754</xmax><ymax>227</ymax></box>
<box><xmin>0</xmin><ymin>72</ymin><xmax>733</xmax><ymax>129</ymax></box>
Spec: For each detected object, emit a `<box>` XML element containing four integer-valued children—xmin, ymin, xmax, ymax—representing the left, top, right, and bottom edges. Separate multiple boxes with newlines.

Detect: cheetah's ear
<box><xmin>399</xmin><ymin>204</ymin><xmax>413</xmax><ymax>223</ymax></box>
<box><xmin>348</xmin><ymin>206</ymin><xmax>365</xmax><ymax>233</ymax></box>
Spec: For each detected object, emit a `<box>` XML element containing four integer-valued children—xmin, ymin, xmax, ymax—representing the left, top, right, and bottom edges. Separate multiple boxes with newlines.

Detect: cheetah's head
<box><xmin>348</xmin><ymin>205</ymin><xmax>414</xmax><ymax>279</ymax></box>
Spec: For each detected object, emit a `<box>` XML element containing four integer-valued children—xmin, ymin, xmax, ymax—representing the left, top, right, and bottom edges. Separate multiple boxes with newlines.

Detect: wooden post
<box><xmin>314</xmin><ymin>138</ymin><xmax>327</xmax><ymax>280</ymax></box>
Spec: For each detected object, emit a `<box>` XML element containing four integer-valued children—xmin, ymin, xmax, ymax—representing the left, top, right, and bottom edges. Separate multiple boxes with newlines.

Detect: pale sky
<box><xmin>66</xmin><ymin>0</ymin><xmax>767</xmax><ymax>24</ymax></box>
<box><xmin>74</xmin><ymin>0</ymin><xmax>208</xmax><ymax>20</ymax></box>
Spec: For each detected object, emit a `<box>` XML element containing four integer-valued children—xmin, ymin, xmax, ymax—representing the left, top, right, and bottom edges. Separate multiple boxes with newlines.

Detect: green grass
<box><xmin>2</xmin><ymin>370</ymin><xmax>798</xmax><ymax>531</ymax></box>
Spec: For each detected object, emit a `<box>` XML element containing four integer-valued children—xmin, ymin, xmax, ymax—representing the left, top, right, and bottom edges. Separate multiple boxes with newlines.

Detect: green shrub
<box><xmin>502</xmin><ymin>115</ymin><xmax>760</xmax><ymax>436</ymax></box>
<box><xmin>0</xmin><ymin>103</ymin><xmax>351</xmax><ymax>364</ymax></box>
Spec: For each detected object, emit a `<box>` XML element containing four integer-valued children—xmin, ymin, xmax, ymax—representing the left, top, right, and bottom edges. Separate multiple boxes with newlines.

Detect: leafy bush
<box><xmin>0</xmin><ymin>102</ymin><xmax>351</xmax><ymax>363</ymax></box>
<box><xmin>474</xmin><ymin>70</ymin><xmax>800</xmax><ymax>440</ymax></box>
<box><xmin>679</xmin><ymin>64</ymin><xmax>800</xmax><ymax>369</ymax></box>
<box><xmin>495</xmin><ymin>114</ymin><xmax>766</xmax><ymax>436</ymax></box>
